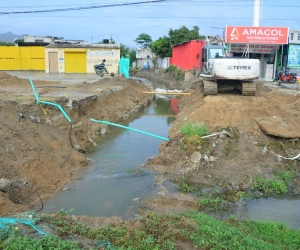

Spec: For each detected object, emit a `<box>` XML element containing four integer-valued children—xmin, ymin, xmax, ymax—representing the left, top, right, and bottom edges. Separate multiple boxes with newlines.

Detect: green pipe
<box><xmin>90</xmin><ymin>118</ymin><xmax>169</xmax><ymax>141</ymax></box>
<box><xmin>29</xmin><ymin>78</ymin><xmax>72</xmax><ymax>123</ymax></box>
<box><xmin>39</xmin><ymin>100</ymin><xmax>72</xmax><ymax>123</ymax></box>
<box><xmin>29</xmin><ymin>78</ymin><xmax>40</xmax><ymax>103</ymax></box>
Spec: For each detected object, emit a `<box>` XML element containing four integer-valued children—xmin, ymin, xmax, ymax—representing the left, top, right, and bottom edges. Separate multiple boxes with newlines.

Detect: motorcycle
<box><xmin>94</xmin><ymin>59</ymin><xmax>109</xmax><ymax>77</ymax></box>
<box><xmin>273</xmin><ymin>71</ymin><xmax>297</xmax><ymax>83</ymax></box>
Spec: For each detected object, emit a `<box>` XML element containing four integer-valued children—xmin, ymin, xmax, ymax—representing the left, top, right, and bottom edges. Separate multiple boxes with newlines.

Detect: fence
<box><xmin>0</xmin><ymin>46</ymin><xmax>45</xmax><ymax>71</ymax></box>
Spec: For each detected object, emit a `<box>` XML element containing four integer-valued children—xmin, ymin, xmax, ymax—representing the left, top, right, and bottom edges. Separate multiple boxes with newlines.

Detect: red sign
<box><xmin>225</xmin><ymin>26</ymin><xmax>289</xmax><ymax>44</ymax></box>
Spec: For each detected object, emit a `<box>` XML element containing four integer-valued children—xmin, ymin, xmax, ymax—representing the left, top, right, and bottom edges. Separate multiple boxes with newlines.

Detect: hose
<box><xmin>69</xmin><ymin>123</ymin><xmax>74</xmax><ymax>148</ymax></box>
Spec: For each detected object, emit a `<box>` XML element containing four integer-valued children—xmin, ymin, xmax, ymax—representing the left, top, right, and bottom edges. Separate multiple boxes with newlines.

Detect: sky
<box><xmin>0</xmin><ymin>0</ymin><xmax>298</xmax><ymax>48</ymax></box>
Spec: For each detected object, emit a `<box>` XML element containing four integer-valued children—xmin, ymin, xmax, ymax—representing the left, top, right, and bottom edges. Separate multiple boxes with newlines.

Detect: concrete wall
<box><xmin>86</xmin><ymin>48</ymin><xmax>120</xmax><ymax>74</ymax></box>
<box><xmin>155</xmin><ymin>57</ymin><xmax>170</xmax><ymax>69</ymax></box>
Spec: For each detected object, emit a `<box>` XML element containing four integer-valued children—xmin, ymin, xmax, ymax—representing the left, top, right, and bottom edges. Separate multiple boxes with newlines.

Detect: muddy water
<box><xmin>43</xmin><ymin>98</ymin><xmax>176</xmax><ymax>219</ymax></box>
<box><xmin>209</xmin><ymin>195</ymin><xmax>300</xmax><ymax>230</ymax></box>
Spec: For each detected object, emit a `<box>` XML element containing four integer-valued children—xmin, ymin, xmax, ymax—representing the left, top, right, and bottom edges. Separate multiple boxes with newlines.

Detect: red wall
<box><xmin>170</xmin><ymin>40</ymin><xmax>206</xmax><ymax>70</ymax></box>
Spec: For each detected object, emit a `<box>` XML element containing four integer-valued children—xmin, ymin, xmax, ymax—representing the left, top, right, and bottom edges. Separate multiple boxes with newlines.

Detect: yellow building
<box><xmin>45</xmin><ymin>44</ymin><xmax>120</xmax><ymax>74</ymax></box>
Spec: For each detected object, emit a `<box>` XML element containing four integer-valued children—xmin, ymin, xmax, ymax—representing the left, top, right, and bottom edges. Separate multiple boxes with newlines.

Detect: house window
<box><xmin>35</xmin><ymin>39</ymin><xmax>44</xmax><ymax>43</ymax></box>
<box><xmin>298</xmin><ymin>32</ymin><xmax>300</xmax><ymax>41</ymax></box>
<box><xmin>291</xmin><ymin>33</ymin><xmax>294</xmax><ymax>40</ymax></box>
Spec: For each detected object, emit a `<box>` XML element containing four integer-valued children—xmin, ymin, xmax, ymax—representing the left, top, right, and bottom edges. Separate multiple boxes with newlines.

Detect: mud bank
<box><xmin>0</xmin><ymin>73</ymin><xmax>153</xmax><ymax>216</ymax></box>
<box><xmin>141</xmin><ymin>73</ymin><xmax>300</xmax><ymax>208</ymax></box>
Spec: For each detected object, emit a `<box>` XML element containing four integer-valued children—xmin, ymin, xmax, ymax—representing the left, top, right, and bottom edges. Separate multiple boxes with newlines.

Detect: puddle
<box><xmin>208</xmin><ymin>194</ymin><xmax>300</xmax><ymax>230</ymax></box>
<box><xmin>43</xmin><ymin>97</ymin><xmax>177</xmax><ymax>219</ymax></box>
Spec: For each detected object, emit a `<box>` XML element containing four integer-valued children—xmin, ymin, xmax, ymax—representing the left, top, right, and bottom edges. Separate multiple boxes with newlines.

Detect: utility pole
<box><xmin>253</xmin><ymin>0</ymin><xmax>260</xmax><ymax>26</ymax></box>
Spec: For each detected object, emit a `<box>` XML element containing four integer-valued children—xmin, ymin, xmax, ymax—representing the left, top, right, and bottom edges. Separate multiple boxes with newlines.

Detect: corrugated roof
<box><xmin>172</xmin><ymin>39</ymin><xmax>205</xmax><ymax>47</ymax></box>
<box><xmin>46</xmin><ymin>43</ymin><xmax>120</xmax><ymax>49</ymax></box>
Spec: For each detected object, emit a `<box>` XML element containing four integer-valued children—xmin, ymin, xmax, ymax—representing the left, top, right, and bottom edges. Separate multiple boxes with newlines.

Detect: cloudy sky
<box><xmin>0</xmin><ymin>0</ymin><xmax>298</xmax><ymax>47</ymax></box>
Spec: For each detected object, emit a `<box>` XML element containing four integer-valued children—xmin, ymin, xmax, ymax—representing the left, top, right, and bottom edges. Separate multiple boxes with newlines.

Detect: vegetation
<box><xmin>179</xmin><ymin>122</ymin><xmax>209</xmax><ymax>153</ymax></box>
<box><xmin>177</xmin><ymin>181</ymin><xmax>198</xmax><ymax>193</ymax></box>
<box><xmin>135</xmin><ymin>25</ymin><xmax>205</xmax><ymax>61</ymax></box>
<box><xmin>198</xmin><ymin>197</ymin><xmax>229</xmax><ymax>211</ymax></box>
<box><xmin>1</xmin><ymin>210</ymin><xmax>299</xmax><ymax>249</ymax></box>
<box><xmin>168</xmin><ymin>25</ymin><xmax>205</xmax><ymax>46</ymax></box>
<box><xmin>134</xmin><ymin>33</ymin><xmax>153</xmax><ymax>46</ymax></box>
<box><xmin>252</xmin><ymin>176</ymin><xmax>288</xmax><ymax>195</ymax></box>
<box><xmin>0</xmin><ymin>41</ymin><xmax>15</xmax><ymax>46</ymax></box>
<box><xmin>151</xmin><ymin>36</ymin><xmax>172</xmax><ymax>58</ymax></box>
<box><xmin>1</xmin><ymin>235</ymin><xmax>80</xmax><ymax>250</ymax></box>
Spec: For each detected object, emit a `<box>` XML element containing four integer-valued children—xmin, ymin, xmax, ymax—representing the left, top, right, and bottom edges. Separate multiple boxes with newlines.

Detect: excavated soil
<box><xmin>0</xmin><ymin>72</ymin><xmax>153</xmax><ymax>216</ymax></box>
<box><xmin>138</xmin><ymin>71</ymin><xmax>300</xmax><ymax>214</ymax></box>
<box><xmin>1</xmin><ymin>70</ymin><xmax>300</xmax><ymax>221</ymax></box>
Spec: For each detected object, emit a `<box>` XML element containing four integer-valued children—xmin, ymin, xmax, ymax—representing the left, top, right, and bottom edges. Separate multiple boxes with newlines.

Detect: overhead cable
<box><xmin>0</xmin><ymin>0</ymin><xmax>167</xmax><ymax>15</ymax></box>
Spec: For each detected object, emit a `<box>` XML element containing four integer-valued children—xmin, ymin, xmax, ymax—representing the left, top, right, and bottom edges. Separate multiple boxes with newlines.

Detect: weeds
<box><xmin>1</xmin><ymin>235</ymin><xmax>80</xmax><ymax>250</ymax></box>
<box><xmin>274</xmin><ymin>170</ymin><xmax>294</xmax><ymax>185</ymax></box>
<box><xmin>123</xmin><ymin>168</ymin><xmax>144</xmax><ymax>175</ymax></box>
<box><xmin>251</xmin><ymin>176</ymin><xmax>288</xmax><ymax>196</ymax></box>
<box><xmin>180</xmin><ymin>122</ymin><xmax>209</xmax><ymax>153</ymax></box>
<box><xmin>165</xmin><ymin>65</ymin><xmax>185</xmax><ymax>81</ymax></box>
<box><xmin>177</xmin><ymin>181</ymin><xmax>198</xmax><ymax>193</ymax></box>
<box><xmin>198</xmin><ymin>197</ymin><xmax>229</xmax><ymax>211</ymax></box>
<box><xmin>164</xmin><ymin>65</ymin><xmax>177</xmax><ymax>73</ymax></box>
<box><xmin>258</xmin><ymin>140</ymin><xmax>284</xmax><ymax>152</ymax></box>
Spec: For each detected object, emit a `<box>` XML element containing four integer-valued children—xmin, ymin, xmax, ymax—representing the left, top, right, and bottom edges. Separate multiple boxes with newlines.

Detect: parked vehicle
<box><xmin>94</xmin><ymin>59</ymin><xmax>109</xmax><ymax>77</ymax></box>
<box><xmin>200</xmin><ymin>35</ymin><xmax>260</xmax><ymax>96</ymax></box>
<box><xmin>273</xmin><ymin>71</ymin><xmax>297</xmax><ymax>83</ymax></box>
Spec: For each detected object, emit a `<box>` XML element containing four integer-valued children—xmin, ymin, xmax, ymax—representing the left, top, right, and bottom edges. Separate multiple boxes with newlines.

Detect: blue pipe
<box><xmin>39</xmin><ymin>100</ymin><xmax>72</xmax><ymax>123</ymax></box>
<box><xmin>29</xmin><ymin>78</ymin><xmax>40</xmax><ymax>103</ymax></box>
<box><xmin>29</xmin><ymin>78</ymin><xmax>72</xmax><ymax>123</ymax></box>
<box><xmin>90</xmin><ymin>118</ymin><xmax>169</xmax><ymax>141</ymax></box>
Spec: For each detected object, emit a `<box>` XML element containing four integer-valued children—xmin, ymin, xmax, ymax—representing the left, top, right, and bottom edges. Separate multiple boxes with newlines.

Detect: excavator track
<box><xmin>203</xmin><ymin>80</ymin><xmax>217</xmax><ymax>95</ymax></box>
<box><xmin>241</xmin><ymin>82</ymin><xmax>256</xmax><ymax>96</ymax></box>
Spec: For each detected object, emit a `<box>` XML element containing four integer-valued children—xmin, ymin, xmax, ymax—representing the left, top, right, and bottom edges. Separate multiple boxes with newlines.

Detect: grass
<box><xmin>250</xmin><ymin>170</ymin><xmax>295</xmax><ymax>197</ymax></box>
<box><xmin>1</xmin><ymin>235</ymin><xmax>80</xmax><ymax>250</ymax></box>
<box><xmin>251</xmin><ymin>176</ymin><xmax>288</xmax><ymax>196</ymax></box>
<box><xmin>198</xmin><ymin>197</ymin><xmax>229</xmax><ymax>211</ymax></box>
<box><xmin>177</xmin><ymin>181</ymin><xmax>198</xmax><ymax>193</ymax></box>
<box><xmin>1</xmin><ymin>209</ymin><xmax>300</xmax><ymax>250</ymax></box>
<box><xmin>179</xmin><ymin>122</ymin><xmax>209</xmax><ymax>153</ymax></box>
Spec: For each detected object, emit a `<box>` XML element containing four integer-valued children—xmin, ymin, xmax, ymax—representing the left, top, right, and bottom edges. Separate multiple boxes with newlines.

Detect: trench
<box><xmin>43</xmin><ymin>93</ymin><xmax>178</xmax><ymax>219</ymax></box>
<box><xmin>42</xmin><ymin>77</ymin><xmax>300</xmax><ymax>229</ymax></box>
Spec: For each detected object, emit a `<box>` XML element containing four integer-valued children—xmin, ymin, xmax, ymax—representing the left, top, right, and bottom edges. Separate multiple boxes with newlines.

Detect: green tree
<box><xmin>129</xmin><ymin>49</ymin><xmax>136</xmax><ymax>67</ymax></box>
<box><xmin>0</xmin><ymin>41</ymin><xmax>15</xmax><ymax>46</ymax></box>
<box><xmin>151</xmin><ymin>36</ymin><xmax>172</xmax><ymax>58</ymax></box>
<box><xmin>168</xmin><ymin>25</ymin><xmax>205</xmax><ymax>45</ymax></box>
<box><xmin>120</xmin><ymin>44</ymin><xmax>130</xmax><ymax>58</ymax></box>
<box><xmin>134</xmin><ymin>33</ymin><xmax>153</xmax><ymax>46</ymax></box>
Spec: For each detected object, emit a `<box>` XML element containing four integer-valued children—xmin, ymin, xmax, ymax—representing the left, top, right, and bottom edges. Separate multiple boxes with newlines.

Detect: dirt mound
<box><xmin>146</xmin><ymin>81</ymin><xmax>300</xmax><ymax>196</ymax></box>
<box><xmin>0</xmin><ymin>72</ymin><xmax>62</xmax><ymax>88</ymax></box>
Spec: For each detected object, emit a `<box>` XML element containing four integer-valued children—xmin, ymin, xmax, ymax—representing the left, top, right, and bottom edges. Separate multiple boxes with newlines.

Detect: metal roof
<box><xmin>45</xmin><ymin>43</ymin><xmax>120</xmax><ymax>49</ymax></box>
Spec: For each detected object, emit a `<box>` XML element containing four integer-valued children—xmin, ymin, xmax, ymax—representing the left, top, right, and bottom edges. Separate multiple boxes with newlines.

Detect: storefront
<box><xmin>225</xmin><ymin>26</ymin><xmax>289</xmax><ymax>81</ymax></box>
<box><xmin>287</xmin><ymin>30</ymin><xmax>300</xmax><ymax>75</ymax></box>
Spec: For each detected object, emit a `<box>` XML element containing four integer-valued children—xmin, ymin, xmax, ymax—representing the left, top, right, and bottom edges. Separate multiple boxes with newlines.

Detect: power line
<box><xmin>6</xmin><ymin>15</ymin><xmax>299</xmax><ymax>20</ymax></box>
<box><xmin>0</xmin><ymin>0</ymin><xmax>168</xmax><ymax>15</ymax></box>
<box><xmin>0</xmin><ymin>0</ymin><xmax>261</xmax><ymax>8</ymax></box>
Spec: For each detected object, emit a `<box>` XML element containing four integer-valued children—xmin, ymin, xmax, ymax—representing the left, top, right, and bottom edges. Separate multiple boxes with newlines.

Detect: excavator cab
<box><xmin>201</xmin><ymin>45</ymin><xmax>226</xmax><ymax>75</ymax></box>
